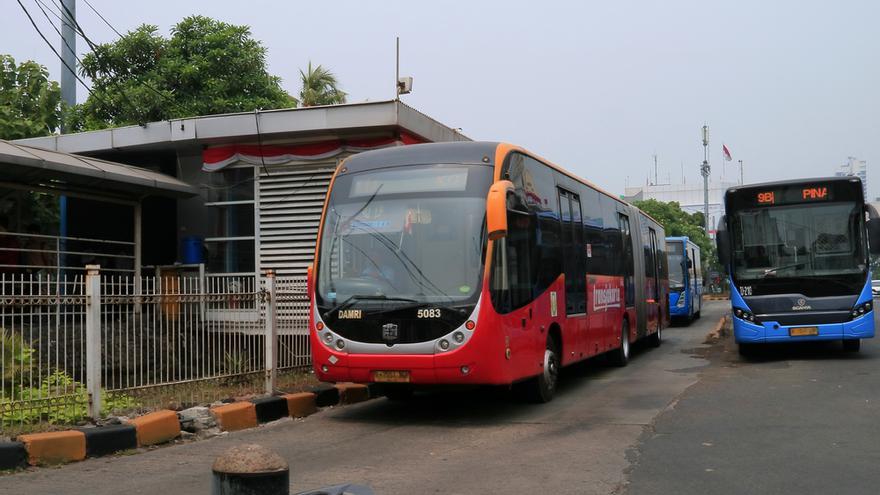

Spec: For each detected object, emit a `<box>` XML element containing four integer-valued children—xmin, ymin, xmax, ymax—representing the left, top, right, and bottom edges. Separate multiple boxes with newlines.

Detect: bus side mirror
<box><xmin>687</xmin><ymin>259</ymin><xmax>693</xmax><ymax>268</ymax></box>
<box><xmin>868</xmin><ymin>218</ymin><xmax>880</xmax><ymax>255</ymax></box>
<box><xmin>487</xmin><ymin>180</ymin><xmax>514</xmax><ymax>241</ymax></box>
<box><xmin>715</xmin><ymin>216</ymin><xmax>730</xmax><ymax>275</ymax></box>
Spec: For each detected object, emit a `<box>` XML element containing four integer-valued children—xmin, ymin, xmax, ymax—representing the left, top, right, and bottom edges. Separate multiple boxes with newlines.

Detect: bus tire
<box><xmin>738</xmin><ymin>343</ymin><xmax>755</xmax><ymax>357</ymax></box>
<box><xmin>517</xmin><ymin>335</ymin><xmax>560</xmax><ymax>403</ymax></box>
<box><xmin>647</xmin><ymin>320</ymin><xmax>662</xmax><ymax>348</ymax></box>
<box><xmin>843</xmin><ymin>339</ymin><xmax>861</xmax><ymax>352</ymax></box>
<box><xmin>609</xmin><ymin>319</ymin><xmax>631</xmax><ymax>367</ymax></box>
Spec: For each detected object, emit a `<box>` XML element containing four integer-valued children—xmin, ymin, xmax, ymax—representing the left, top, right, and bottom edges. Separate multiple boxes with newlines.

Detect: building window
<box><xmin>204</xmin><ymin>166</ymin><xmax>256</xmax><ymax>274</ymax></box>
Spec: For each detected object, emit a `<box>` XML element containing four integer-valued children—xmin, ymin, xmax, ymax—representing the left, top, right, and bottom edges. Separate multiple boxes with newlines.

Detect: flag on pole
<box><xmin>722</xmin><ymin>144</ymin><xmax>733</xmax><ymax>162</ymax></box>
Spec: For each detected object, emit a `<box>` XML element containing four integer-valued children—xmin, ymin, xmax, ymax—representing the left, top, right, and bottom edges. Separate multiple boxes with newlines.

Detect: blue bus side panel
<box><xmin>729</xmin><ymin>275</ymin><xmax>875</xmax><ymax>343</ymax></box>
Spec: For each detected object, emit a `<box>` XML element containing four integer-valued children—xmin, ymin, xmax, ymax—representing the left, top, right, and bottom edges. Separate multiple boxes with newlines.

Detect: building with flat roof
<box><xmin>16</xmin><ymin>100</ymin><xmax>469</xmax><ymax>276</ymax></box>
<box><xmin>835</xmin><ymin>157</ymin><xmax>867</xmax><ymax>202</ymax></box>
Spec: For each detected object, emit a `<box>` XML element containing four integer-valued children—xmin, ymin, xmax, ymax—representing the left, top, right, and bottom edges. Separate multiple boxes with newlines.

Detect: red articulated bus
<box><xmin>308</xmin><ymin>142</ymin><xmax>669</xmax><ymax>402</ymax></box>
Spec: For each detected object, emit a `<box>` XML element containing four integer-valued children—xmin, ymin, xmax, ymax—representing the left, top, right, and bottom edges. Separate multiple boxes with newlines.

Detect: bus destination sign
<box><xmin>753</xmin><ymin>185</ymin><xmax>832</xmax><ymax>206</ymax></box>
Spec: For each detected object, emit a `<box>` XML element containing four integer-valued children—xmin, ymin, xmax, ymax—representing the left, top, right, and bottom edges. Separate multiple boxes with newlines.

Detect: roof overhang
<box><xmin>0</xmin><ymin>140</ymin><xmax>197</xmax><ymax>200</ymax></box>
<box><xmin>14</xmin><ymin>100</ymin><xmax>470</xmax><ymax>156</ymax></box>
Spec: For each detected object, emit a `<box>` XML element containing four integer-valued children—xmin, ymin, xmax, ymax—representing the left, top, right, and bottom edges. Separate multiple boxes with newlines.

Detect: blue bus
<box><xmin>716</xmin><ymin>177</ymin><xmax>880</xmax><ymax>353</ymax></box>
<box><xmin>667</xmin><ymin>236</ymin><xmax>702</xmax><ymax>323</ymax></box>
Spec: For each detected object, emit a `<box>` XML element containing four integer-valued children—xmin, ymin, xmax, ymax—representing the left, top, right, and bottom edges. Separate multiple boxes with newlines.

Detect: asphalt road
<box><xmin>624</xmin><ymin>302</ymin><xmax>880</xmax><ymax>495</ymax></box>
<box><xmin>5</xmin><ymin>300</ymin><xmax>877</xmax><ymax>494</ymax></box>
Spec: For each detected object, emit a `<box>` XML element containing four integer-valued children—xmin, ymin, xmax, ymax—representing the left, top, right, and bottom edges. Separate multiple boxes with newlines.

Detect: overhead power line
<box><xmin>83</xmin><ymin>0</ymin><xmax>122</xmax><ymax>37</ymax></box>
<box><xmin>15</xmin><ymin>0</ymin><xmax>110</xmax><ymax>107</ymax></box>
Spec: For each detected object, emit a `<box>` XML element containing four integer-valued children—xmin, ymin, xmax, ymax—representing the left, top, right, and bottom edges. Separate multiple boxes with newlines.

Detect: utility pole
<box><xmin>739</xmin><ymin>159</ymin><xmax>744</xmax><ymax>185</ymax></box>
<box><xmin>60</xmin><ymin>0</ymin><xmax>77</xmax><ymax>119</ymax></box>
<box><xmin>59</xmin><ymin>0</ymin><xmax>76</xmax><ymax>279</ymax></box>
<box><xmin>700</xmin><ymin>125</ymin><xmax>710</xmax><ymax>234</ymax></box>
<box><xmin>653</xmin><ymin>154</ymin><xmax>658</xmax><ymax>185</ymax></box>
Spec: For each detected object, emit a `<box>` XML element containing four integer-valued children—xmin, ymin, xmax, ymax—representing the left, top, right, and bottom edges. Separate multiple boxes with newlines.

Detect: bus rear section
<box><xmin>309</xmin><ymin>142</ymin><xmax>668</xmax><ymax>402</ymax></box>
<box><xmin>716</xmin><ymin>177</ymin><xmax>880</xmax><ymax>352</ymax></box>
<box><xmin>666</xmin><ymin>236</ymin><xmax>702</xmax><ymax>323</ymax></box>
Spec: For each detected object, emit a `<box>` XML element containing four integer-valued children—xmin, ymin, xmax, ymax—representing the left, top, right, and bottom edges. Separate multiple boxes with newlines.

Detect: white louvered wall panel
<box><xmin>259</xmin><ymin>162</ymin><xmax>338</xmax><ymax>276</ymax></box>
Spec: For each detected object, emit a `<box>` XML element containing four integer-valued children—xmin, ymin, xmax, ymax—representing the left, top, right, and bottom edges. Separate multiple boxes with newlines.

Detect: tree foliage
<box><xmin>0</xmin><ymin>55</ymin><xmax>63</xmax><ymax>139</ymax></box>
<box><xmin>299</xmin><ymin>61</ymin><xmax>347</xmax><ymax>107</ymax></box>
<box><xmin>633</xmin><ymin>199</ymin><xmax>717</xmax><ymax>272</ymax></box>
<box><xmin>68</xmin><ymin>16</ymin><xmax>296</xmax><ymax>131</ymax></box>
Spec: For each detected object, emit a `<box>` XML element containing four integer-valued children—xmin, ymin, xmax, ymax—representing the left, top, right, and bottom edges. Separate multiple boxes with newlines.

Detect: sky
<box><xmin>2</xmin><ymin>0</ymin><xmax>878</xmax><ymax>200</ymax></box>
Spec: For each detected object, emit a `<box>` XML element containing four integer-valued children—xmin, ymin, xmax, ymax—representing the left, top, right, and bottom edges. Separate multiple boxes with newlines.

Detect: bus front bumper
<box><xmin>732</xmin><ymin>312</ymin><xmax>874</xmax><ymax>343</ymax></box>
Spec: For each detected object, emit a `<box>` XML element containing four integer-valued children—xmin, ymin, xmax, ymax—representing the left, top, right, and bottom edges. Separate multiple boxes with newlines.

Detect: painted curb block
<box><xmin>310</xmin><ymin>383</ymin><xmax>341</xmax><ymax>408</ymax></box>
<box><xmin>81</xmin><ymin>424</ymin><xmax>138</xmax><ymax>458</ymax></box>
<box><xmin>212</xmin><ymin>401</ymin><xmax>258</xmax><ymax>432</ymax></box>
<box><xmin>251</xmin><ymin>396</ymin><xmax>288</xmax><ymax>423</ymax></box>
<box><xmin>0</xmin><ymin>441</ymin><xmax>27</xmax><ymax>470</ymax></box>
<box><xmin>335</xmin><ymin>383</ymin><xmax>370</xmax><ymax>404</ymax></box>
<box><xmin>284</xmin><ymin>392</ymin><xmax>318</xmax><ymax>418</ymax></box>
<box><xmin>18</xmin><ymin>430</ymin><xmax>86</xmax><ymax>466</ymax></box>
<box><xmin>128</xmin><ymin>409</ymin><xmax>181</xmax><ymax>447</ymax></box>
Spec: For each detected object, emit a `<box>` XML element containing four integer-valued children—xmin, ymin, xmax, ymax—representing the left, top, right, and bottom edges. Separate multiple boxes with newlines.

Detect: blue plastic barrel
<box><xmin>182</xmin><ymin>236</ymin><xmax>205</xmax><ymax>264</ymax></box>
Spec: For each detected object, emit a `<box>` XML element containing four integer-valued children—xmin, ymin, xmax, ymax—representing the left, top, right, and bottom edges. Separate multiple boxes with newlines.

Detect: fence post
<box><xmin>264</xmin><ymin>270</ymin><xmax>278</xmax><ymax>395</ymax></box>
<box><xmin>85</xmin><ymin>264</ymin><xmax>103</xmax><ymax>419</ymax></box>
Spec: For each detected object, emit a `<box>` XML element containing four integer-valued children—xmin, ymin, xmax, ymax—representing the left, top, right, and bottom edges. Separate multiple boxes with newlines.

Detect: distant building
<box><xmin>835</xmin><ymin>157</ymin><xmax>867</xmax><ymax>201</ymax></box>
<box><xmin>623</xmin><ymin>180</ymin><xmax>738</xmax><ymax>237</ymax></box>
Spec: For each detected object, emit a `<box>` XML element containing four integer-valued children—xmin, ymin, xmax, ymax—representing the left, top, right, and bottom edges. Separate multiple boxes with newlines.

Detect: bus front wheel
<box><xmin>843</xmin><ymin>339</ymin><xmax>861</xmax><ymax>352</ymax></box>
<box><xmin>516</xmin><ymin>335</ymin><xmax>560</xmax><ymax>403</ymax></box>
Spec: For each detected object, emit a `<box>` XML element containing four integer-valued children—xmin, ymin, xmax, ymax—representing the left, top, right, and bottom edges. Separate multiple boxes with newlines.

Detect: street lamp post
<box><xmin>701</xmin><ymin>125</ymin><xmax>710</xmax><ymax>234</ymax></box>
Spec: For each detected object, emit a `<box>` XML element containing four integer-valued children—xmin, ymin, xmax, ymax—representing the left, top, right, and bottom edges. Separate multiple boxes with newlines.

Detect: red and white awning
<box><xmin>202</xmin><ymin>132</ymin><xmax>424</xmax><ymax>172</ymax></box>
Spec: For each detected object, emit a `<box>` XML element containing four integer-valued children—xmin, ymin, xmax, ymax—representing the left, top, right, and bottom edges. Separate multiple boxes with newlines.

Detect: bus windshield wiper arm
<box><xmin>761</xmin><ymin>262</ymin><xmax>806</xmax><ymax>277</ymax></box>
<box><xmin>325</xmin><ymin>294</ymin><xmax>418</xmax><ymax>315</ymax></box>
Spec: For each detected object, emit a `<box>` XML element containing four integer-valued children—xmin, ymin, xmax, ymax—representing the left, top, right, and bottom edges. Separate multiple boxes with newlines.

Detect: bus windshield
<box><xmin>667</xmin><ymin>241</ymin><xmax>685</xmax><ymax>290</ymax></box>
<box><xmin>316</xmin><ymin>164</ymin><xmax>492</xmax><ymax>314</ymax></box>
<box><xmin>730</xmin><ymin>201</ymin><xmax>867</xmax><ymax>283</ymax></box>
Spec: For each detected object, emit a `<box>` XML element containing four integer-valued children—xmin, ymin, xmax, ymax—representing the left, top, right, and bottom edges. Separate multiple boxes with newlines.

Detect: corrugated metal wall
<box><xmin>258</xmin><ymin>161</ymin><xmax>338</xmax><ymax>276</ymax></box>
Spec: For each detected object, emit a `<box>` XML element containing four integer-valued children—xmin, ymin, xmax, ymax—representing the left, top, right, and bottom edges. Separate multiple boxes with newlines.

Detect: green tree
<box><xmin>633</xmin><ymin>199</ymin><xmax>717</xmax><ymax>272</ymax></box>
<box><xmin>298</xmin><ymin>61</ymin><xmax>347</xmax><ymax>107</ymax></box>
<box><xmin>68</xmin><ymin>16</ymin><xmax>296</xmax><ymax>131</ymax></box>
<box><xmin>0</xmin><ymin>55</ymin><xmax>63</xmax><ymax>139</ymax></box>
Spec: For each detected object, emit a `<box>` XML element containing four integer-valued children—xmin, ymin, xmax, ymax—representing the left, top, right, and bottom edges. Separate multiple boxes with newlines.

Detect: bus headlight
<box><xmin>733</xmin><ymin>307</ymin><xmax>759</xmax><ymax>323</ymax></box>
<box><xmin>851</xmin><ymin>301</ymin><xmax>872</xmax><ymax>319</ymax></box>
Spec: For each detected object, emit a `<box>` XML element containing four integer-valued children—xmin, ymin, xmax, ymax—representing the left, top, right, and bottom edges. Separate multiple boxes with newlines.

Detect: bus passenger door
<box><xmin>646</xmin><ymin>228</ymin><xmax>661</xmax><ymax>332</ymax></box>
<box><xmin>558</xmin><ymin>188</ymin><xmax>587</xmax><ymax>360</ymax></box>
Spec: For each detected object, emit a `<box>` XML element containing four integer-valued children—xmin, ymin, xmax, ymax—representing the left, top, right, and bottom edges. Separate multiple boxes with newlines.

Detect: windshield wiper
<box><xmin>324</xmin><ymin>294</ymin><xmax>418</xmax><ymax>315</ymax></box>
<box><xmin>761</xmin><ymin>262</ymin><xmax>806</xmax><ymax>277</ymax></box>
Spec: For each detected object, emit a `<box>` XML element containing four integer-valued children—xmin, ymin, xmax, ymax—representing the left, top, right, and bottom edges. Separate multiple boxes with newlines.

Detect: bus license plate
<box><xmin>372</xmin><ymin>370</ymin><xmax>410</xmax><ymax>383</ymax></box>
<box><xmin>790</xmin><ymin>327</ymin><xmax>819</xmax><ymax>337</ymax></box>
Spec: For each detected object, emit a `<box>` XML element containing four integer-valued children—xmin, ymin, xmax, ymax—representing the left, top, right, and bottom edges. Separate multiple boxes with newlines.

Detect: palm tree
<box><xmin>298</xmin><ymin>62</ymin><xmax>347</xmax><ymax>107</ymax></box>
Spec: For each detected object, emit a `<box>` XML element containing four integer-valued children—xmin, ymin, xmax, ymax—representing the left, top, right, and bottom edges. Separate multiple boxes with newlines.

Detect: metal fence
<box><xmin>0</xmin><ymin>267</ymin><xmax>311</xmax><ymax>434</ymax></box>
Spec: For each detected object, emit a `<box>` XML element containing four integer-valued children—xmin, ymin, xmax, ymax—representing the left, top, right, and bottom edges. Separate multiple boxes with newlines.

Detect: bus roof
<box><xmin>340</xmin><ymin>141</ymin><xmax>664</xmax><ymax>227</ymax></box>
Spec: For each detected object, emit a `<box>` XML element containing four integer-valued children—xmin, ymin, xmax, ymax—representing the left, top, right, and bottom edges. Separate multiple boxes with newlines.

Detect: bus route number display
<box><xmin>754</xmin><ymin>185</ymin><xmax>832</xmax><ymax>206</ymax></box>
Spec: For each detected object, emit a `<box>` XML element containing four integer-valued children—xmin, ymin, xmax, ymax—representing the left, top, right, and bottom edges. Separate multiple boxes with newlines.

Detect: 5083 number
<box><xmin>417</xmin><ymin>308</ymin><xmax>441</xmax><ymax>318</ymax></box>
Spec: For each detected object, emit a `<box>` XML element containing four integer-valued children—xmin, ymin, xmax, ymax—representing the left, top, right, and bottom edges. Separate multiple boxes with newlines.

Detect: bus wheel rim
<box><xmin>544</xmin><ymin>349</ymin><xmax>558</xmax><ymax>391</ymax></box>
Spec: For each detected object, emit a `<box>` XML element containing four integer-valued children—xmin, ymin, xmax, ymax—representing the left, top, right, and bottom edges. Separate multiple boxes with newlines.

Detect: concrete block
<box><xmin>81</xmin><ymin>424</ymin><xmax>137</xmax><ymax>457</ymax></box>
<box><xmin>251</xmin><ymin>396</ymin><xmax>288</xmax><ymax>424</ymax></box>
<box><xmin>310</xmin><ymin>384</ymin><xmax>340</xmax><ymax>408</ymax></box>
<box><xmin>18</xmin><ymin>430</ymin><xmax>86</xmax><ymax>466</ymax></box>
<box><xmin>284</xmin><ymin>392</ymin><xmax>317</xmax><ymax>418</ymax></box>
<box><xmin>128</xmin><ymin>410</ymin><xmax>181</xmax><ymax>446</ymax></box>
<box><xmin>0</xmin><ymin>441</ymin><xmax>27</xmax><ymax>470</ymax></box>
<box><xmin>211</xmin><ymin>402</ymin><xmax>258</xmax><ymax>432</ymax></box>
<box><xmin>335</xmin><ymin>383</ymin><xmax>370</xmax><ymax>404</ymax></box>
